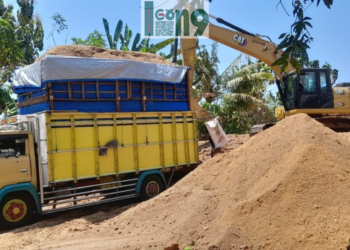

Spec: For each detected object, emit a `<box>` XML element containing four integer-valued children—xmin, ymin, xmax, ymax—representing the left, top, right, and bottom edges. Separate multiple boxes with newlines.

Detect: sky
<box><xmin>4</xmin><ymin>0</ymin><xmax>350</xmax><ymax>84</ymax></box>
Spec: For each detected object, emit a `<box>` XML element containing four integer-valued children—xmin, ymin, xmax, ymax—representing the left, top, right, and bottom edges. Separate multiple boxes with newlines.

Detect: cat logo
<box><xmin>233</xmin><ymin>34</ymin><xmax>247</xmax><ymax>47</ymax></box>
<box><xmin>335</xmin><ymin>89</ymin><xmax>345</xmax><ymax>95</ymax></box>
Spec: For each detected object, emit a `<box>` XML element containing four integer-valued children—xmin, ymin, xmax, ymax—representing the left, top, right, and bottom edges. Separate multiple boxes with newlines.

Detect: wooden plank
<box><xmin>45</xmin><ymin>114</ymin><xmax>55</xmax><ymax>182</ymax></box>
<box><xmin>82</xmin><ymin>82</ymin><xmax>85</xmax><ymax>100</ymax></box>
<box><xmin>128</xmin><ymin>98</ymin><xmax>185</xmax><ymax>102</ymax></box>
<box><xmin>68</xmin><ymin>82</ymin><xmax>72</xmax><ymax>99</ymax></box>
<box><xmin>127</xmin><ymin>81</ymin><xmax>131</xmax><ymax>99</ymax></box>
<box><xmin>142</xmin><ymin>81</ymin><xmax>146</xmax><ymax>111</ymax></box>
<box><xmin>132</xmin><ymin>114</ymin><xmax>139</xmax><ymax>173</ymax></box>
<box><xmin>186</xmin><ymin>71</ymin><xmax>191</xmax><ymax>112</ymax></box>
<box><xmin>93</xmin><ymin>115</ymin><xmax>100</xmax><ymax>178</ymax></box>
<box><xmin>183</xmin><ymin>113</ymin><xmax>190</xmax><ymax>166</ymax></box>
<box><xmin>171</xmin><ymin>113</ymin><xmax>178</xmax><ymax>166</ymax></box>
<box><xmin>47</xmin><ymin>82</ymin><xmax>55</xmax><ymax>110</ymax></box>
<box><xmin>151</xmin><ymin>82</ymin><xmax>153</xmax><ymax>99</ymax></box>
<box><xmin>192</xmin><ymin>112</ymin><xmax>199</xmax><ymax>162</ymax></box>
<box><xmin>17</xmin><ymin>95</ymin><xmax>48</xmax><ymax>108</ymax></box>
<box><xmin>115</xmin><ymin>81</ymin><xmax>120</xmax><ymax>112</ymax></box>
<box><xmin>96</xmin><ymin>81</ymin><xmax>100</xmax><ymax>99</ymax></box>
<box><xmin>158</xmin><ymin>114</ymin><xmax>165</xmax><ymax>167</ymax></box>
<box><xmin>163</xmin><ymin>83</ymin><xmax>166</xmax><ymax>100</ymax></box>
<box><xmin>54</xmin><ymin>98</ymin><xmax>116</xmax><ymax>101</ymax></box>
<box><xmin>99</xmin><ymin>82</ymin><xmax>117</xmax><ymax>85</ymax></box>
<box><xmin>113</xmin><ymin>114</ymin><xmax>119</xmax><ymax>173</ymax></box>
<box><xmin>70</xmin><ymin>115</ymin><xmax>77</xmax><ymax>181</ymax></box>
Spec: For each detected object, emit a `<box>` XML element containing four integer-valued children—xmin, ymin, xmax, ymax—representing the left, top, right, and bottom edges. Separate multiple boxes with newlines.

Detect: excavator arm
<box><xmin>180</xmin><ymin>17</ymin><xmax>294</xmax><ymax>118</ymax></box>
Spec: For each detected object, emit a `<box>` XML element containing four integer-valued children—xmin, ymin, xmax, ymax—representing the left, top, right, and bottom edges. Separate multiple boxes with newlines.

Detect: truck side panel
<box><xmin>46</xmin><ymin>112</ymin><xmax>198</xmax><ymax>183</ymax></box>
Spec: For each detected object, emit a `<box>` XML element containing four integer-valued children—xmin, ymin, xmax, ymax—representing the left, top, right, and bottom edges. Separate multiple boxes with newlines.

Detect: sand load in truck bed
<box><xmin>12</xmin><ymin>46</ymin><xmax>190</xmax><ymax>114</ymax></box>
<box><xmin>3</xmin><ymin>114</ymin><xmax>350</xmax><ymax>250</ymax></box>
<box><xmin>35</xmin><ymin>45</ymin><xmax>173</xmax><ymax>65</ymax></box>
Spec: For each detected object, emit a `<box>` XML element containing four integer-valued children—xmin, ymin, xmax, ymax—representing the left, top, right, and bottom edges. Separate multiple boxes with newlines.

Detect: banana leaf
<box><xmin>113</xmin><ymin>20</ymin><xmax>123</xmax><ymax>50</ymax></box>
<box><xmin>0</xmin><ymin>89</ymin><xmax>17</xmax><ymax>116</ymax></box>
<box><xmin>131</xmin><ymin>33</ymin><xmax>141</xmax><ymax>51</ymax></box>
<box><xmin>148</xmin><ymin>38</ymin><xmax>174</xmax><ymax>54</ymax></box>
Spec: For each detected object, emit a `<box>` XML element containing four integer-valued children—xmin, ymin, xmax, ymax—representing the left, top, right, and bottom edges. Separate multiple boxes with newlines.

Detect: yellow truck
<box><xmin>0</xmin><ymin>111</ymin><xmax>198</xmax><ymax>229</ymax></box>
<box><xmin>0</xmin><ymin>52</ymin><xmax>199</xmax><ymax>229</ymax></box>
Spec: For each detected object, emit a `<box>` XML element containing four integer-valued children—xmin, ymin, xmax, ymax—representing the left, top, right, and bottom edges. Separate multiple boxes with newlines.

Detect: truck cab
<box><xmin>0</xmin><ymin>129</ymin><xmax>38</xmax><ymax>228</ymax></box>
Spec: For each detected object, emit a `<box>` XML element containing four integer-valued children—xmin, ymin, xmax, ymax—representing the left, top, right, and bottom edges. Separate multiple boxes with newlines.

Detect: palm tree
<box><xmin>219</xmin><ymin>54</ymin><xmax>276</xmax><ymax>128</ymax></box>
<box><xmin>192</xmin><ymin>42</ymin><xmax>221</xmax><ymax>103</ymax></box>
<box><xmin>102</xmin><ymin>18</ymin><xmax>173</xmax><ymax>53</ymax></box>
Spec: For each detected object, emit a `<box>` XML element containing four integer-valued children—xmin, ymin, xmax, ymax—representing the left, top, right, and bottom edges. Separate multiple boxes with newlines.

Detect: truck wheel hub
<box><xmin>3</xmin><ymin>199</ymin><xmax>27</xmax><ymax>222</ymax></box>
<box><xmin>146</xmin><ymin>181</ymin><xmax>160</xmax><ymax>197</ymax></box>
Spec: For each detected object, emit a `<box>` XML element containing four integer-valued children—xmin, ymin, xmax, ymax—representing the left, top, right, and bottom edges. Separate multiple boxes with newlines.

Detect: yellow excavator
<box><xmin>180</xmin><ymin>15</ymin><xmax>350</xmax><ymax>132</ymax></box>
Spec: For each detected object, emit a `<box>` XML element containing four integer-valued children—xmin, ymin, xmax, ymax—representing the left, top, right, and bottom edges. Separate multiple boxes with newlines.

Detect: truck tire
<box><xmin>139</xmin><ymin>175</ymin><xmax>165</xmax><ymax>201</ymax></box>
<box><xmin>0</xmin><ymin>192</ymin><xmax>36</xmax><ymax>229</ymax></box>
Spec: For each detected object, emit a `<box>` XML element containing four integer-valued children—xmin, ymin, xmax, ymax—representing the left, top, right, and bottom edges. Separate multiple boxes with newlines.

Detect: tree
<box><xmin>206</xmin><ymin>55</ymin><xmax>276</xmax><ymax>134</ymax></box>
<box><xmin>0</xmin><ymin>0</ymin><xmax>44</xmax><ymax>84</ymax></box>
<box><xmin>273</xmin><ymin>0</ymin><xmax>334</xmax><ymax>71</ymax></box>
<box><xmin>48</xmin><ymin>13</ymin><xmax>68</xmax><ymax>46</ymax></box>
<box><xmin>223</xmin><ymin>56</ymin><xmax>275</xmax><ymax>114</ymax></box>
<box><xmin>0</xmin><ymin>18</ymin><xmax>23</xmax><ymax>84</ymax></box>
<box><xmin>307</xmin><ymin>60</ymin><xmax>338</xmax><ymax>84</ymax></box>
<box><xmin>0</xmin><ymin>0</ymin><xmax>44</xmax><ymax>115</ymax></box>
<box><xmin>72</xmin><ymin>30</ymin><xmax>107</xmax><ymax>48</ymax></box>
<box><xmin>102</xmin><ymin>18</ymin><xmax>174</xmax><ymax>53</ymax></box>
<box><xmin>192</xmin><ymin>43</ymin><xmax>222</xmax><ymax>103</ymax></box>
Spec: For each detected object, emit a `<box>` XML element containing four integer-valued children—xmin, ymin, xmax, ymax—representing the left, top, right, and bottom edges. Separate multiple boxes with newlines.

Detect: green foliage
<box><xmin>103</xmin><ymin>18</ymin><xmax>139</xmax><ymax>51</ymax></box>
<box><xmin>148</xmin><ymin>38</ymin><xmax>174</xmax><ymax>54</ymax></box>
<box><xmin>0</xmin><ymin>88</ymin><xmax>17</xmax><ymax>116</ymax></box>
<box><xmin>274</xmin><ymin>0</ymin><xmax>334</xmax><ymax>71</ymax></box>
<box><xmin>0</xmin><ymin>0</ymin><xmax>44</xmax><ymax>84</ymax></box>
<box><xmin>305</xmin><ymin>59</ymin><xmax>339</xmax><ymax>84</ymax></box>
<box><xmin>72</xmin><ymin>30</ymin><xmax>107</xmax><ymax>48</ymax></box>
<box><xmin>193</xmin><ymin>43</ymin><xmax>222</xmax><ymax>103</ymax></box>
<box><xmin>198</xmin><ymin>55</ymin><xmax>277</xmax><ymax>135</ymax></box>
<box><xmin>0</xmin><ymin>18</ymin><xmax>23</xmax><ymax>84</ymax></box>
<box><xmin>102</xmin><ymin>18</ymin><xmax>173</xmax><ymax>53</ymax></box>
<box><xmin>48</xmin><ymin>13</ymin><xmax>68</xmax><ymax>46</ymax></box>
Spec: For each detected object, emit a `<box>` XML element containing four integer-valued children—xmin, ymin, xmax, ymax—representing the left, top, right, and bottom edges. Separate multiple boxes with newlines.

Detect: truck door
<box><xmin>0</xmin><ymin>135</ymin><xmax>32</xmax><ymax>188</ymax></box>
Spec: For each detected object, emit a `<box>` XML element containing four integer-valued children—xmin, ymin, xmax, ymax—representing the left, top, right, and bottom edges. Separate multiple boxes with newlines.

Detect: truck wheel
<box><xmin>0</xmin><ymin>193</ymin><xmax>35</xmax><ymax>229</ymax></box>
<box><xmin>139</xmin><ymin>175</ymin><xmax>165</xmax><ymax>201</ymax></box>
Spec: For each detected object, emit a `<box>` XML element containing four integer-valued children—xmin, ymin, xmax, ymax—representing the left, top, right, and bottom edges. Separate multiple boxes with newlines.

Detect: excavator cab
<box><xmin>278</xmin><ymin>68</ymin><xmax>334</xmax><ymax>111</ymax></box>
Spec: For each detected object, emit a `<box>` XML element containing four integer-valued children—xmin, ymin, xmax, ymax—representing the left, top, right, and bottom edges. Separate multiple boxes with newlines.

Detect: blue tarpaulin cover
<box><xmin>13</xmin><ymin>55</ymin><xmax>190</xmax><ymax>114</ymax></box>
<box><xmin>12</xmin><ymin>55</ymin><xmax>189</xmax><ymax>94</ymax></box>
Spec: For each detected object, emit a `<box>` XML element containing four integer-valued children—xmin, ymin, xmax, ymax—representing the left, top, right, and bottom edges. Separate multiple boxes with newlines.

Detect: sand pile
<box><xmin>35</xmin><ymin>45</ymin><xmax>173</xmax><ymax>65</ymax></box>
<box><xmin>3</xmin><ymin>114</ymin><xmax>350</xmax><ymax>250</ymax></box>
<box><xmin>198</xmin><ymin>134</ymin><xmax>250</xmax><ymax>162</ymax></box>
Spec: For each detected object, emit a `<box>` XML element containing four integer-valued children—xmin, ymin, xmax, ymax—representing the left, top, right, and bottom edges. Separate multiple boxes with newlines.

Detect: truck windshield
<box><xmin>0</xmin><ymin>135</ymin><xmax>27</xmax><ymax>158</ymax></box>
